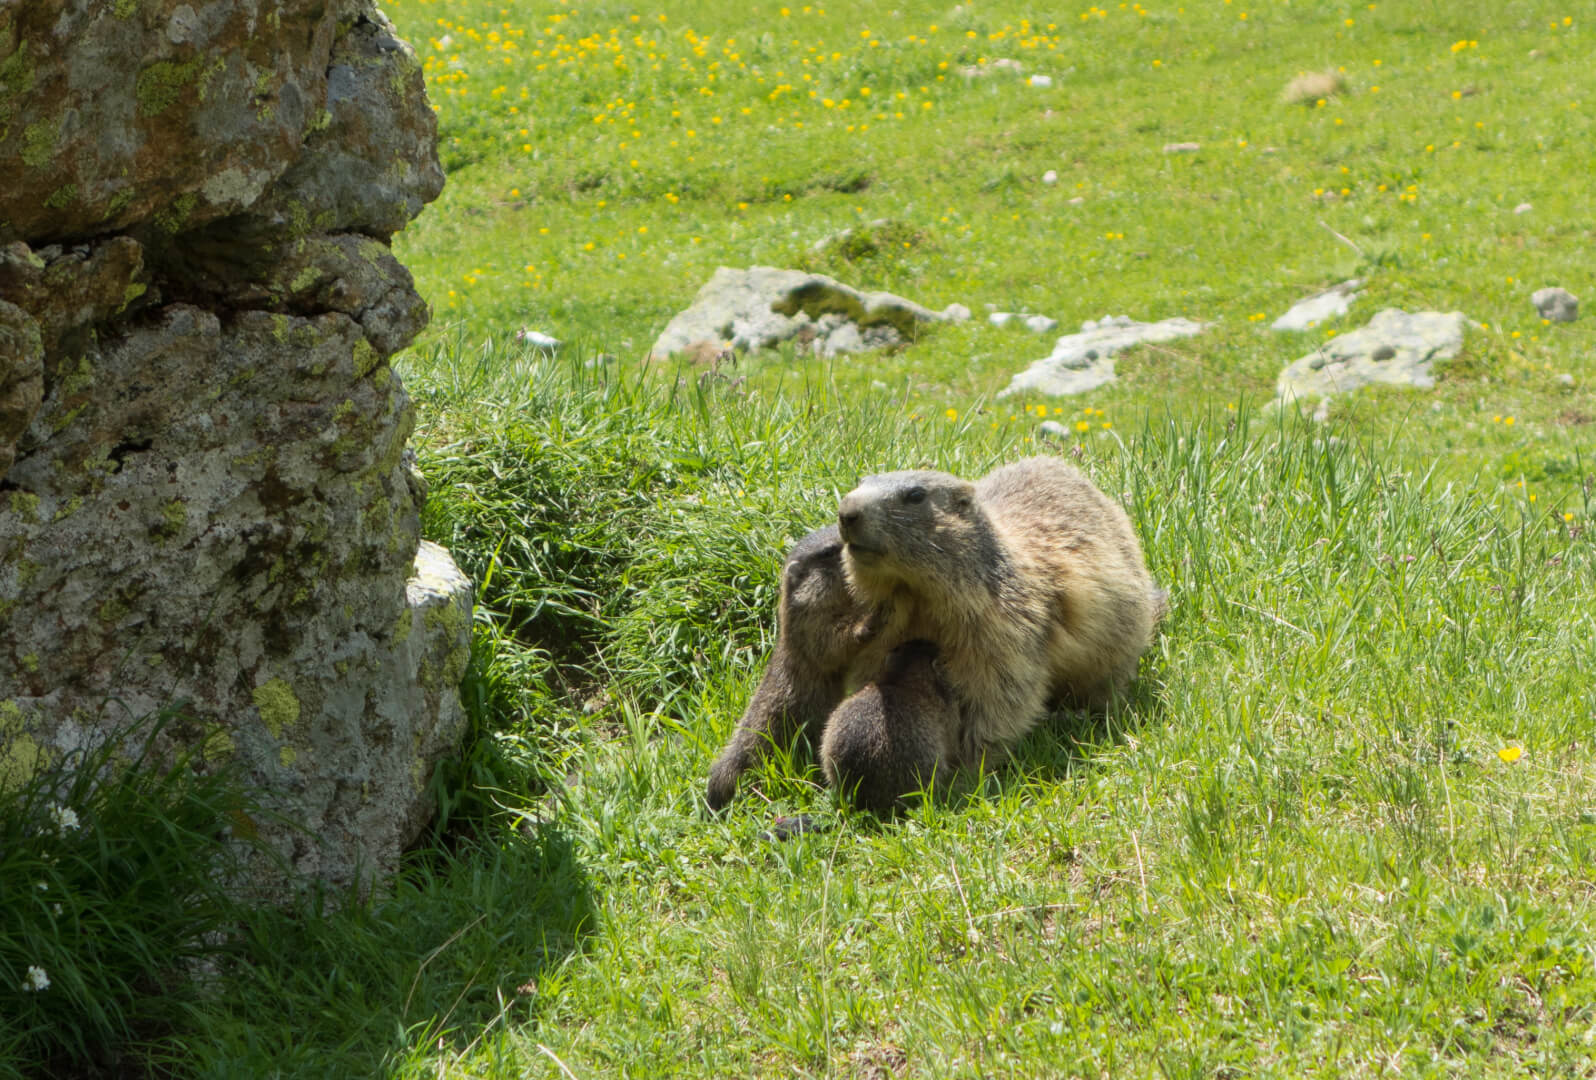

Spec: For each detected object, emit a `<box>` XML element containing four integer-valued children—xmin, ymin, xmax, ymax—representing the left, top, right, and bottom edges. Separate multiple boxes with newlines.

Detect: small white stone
<box><xmin>1067</xmin><ymin>196</ymin><xmax>1086</xmax><ymax>205</ymax></box>
<box><xmin>1163</xmin><ymin>142</ymin><xmax>1201</xmax><ymax>153</ymax></box>
<box><xmin>1513</xmin><ymin>202</ymin><xmax>1533</xmax><ymax>215</ymax></box>
<box><xmin>1557</xmin><ymin>373</ymin><xmax>1576</xmax><ymax>389</ymax></box>
<box><xmin>1024</xmin><ymin>314</ymin><xmax>1059</xmax><ymax>334</ymax></box>
<box><xmin>1041</xmin><ymin>169</ymin><xmax>1059</xmax><ymax>184</ymax></box>
<box><xmin>1038</xmin><ymin>420</ymin><xmax>1071</xmax><ymax>440</ymax></box>
<box><xmin>989</xmin><ymin>312</ymin><xmax>1017</xmax><ymax>327</ymax></box>
<box><xmin>516</xmin><ymin>329</ymin><xmax>562</xmax><ymax>350</ymax></box>
<box><xmin>1028</xmin><ymin>74</ymin><xmax>1053</xmax><ymax>88</ymax></box>
<box><xmin>941</xmin><ymin>302</ymin><xmax>972</xmax><ymax>322</ymax></box>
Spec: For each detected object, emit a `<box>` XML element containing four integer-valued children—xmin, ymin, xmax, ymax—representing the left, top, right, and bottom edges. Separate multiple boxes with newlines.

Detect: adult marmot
<box><xmin>838</xmin><ymin>455</ymin><xmax>1162</xmax><ymax>764</ymax></box>
<box><xmin>820</xmin><ymin>638</ymin><xmax>955</xmax><ymax>815</ymax></box>
<box><xmin>705</xmin><ymin>524</ymin><xmax>881</xmax><ymax>811</ymax></box>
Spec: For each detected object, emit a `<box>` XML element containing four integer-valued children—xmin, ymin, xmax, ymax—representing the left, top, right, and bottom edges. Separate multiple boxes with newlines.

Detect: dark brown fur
<box><xmin>705</xmin><ymin>525</ymin><xmax>879</xmax><ymax>811</ymax></box>
<box><xmin>820</xmin><ymin>639</ymin><xmax>954</xmax><ymax>815</ymax></box>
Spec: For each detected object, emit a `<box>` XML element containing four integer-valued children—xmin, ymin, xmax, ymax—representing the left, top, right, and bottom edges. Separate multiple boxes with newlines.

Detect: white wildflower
<box><xmin>49</xmin><ymin>804</ymin><xmax>81</xmax><ymax>832</ymax></box>
<box><xmin>22</xmin><ymin>966</ymin><xmax>50</xmax><ymax>992</ymax></box>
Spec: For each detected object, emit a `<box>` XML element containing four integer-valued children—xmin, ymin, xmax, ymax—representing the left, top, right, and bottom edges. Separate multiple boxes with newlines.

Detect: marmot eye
<box><xmin>903</xmin><ymin>486</ymin><xmax>927</xmax><ymax>504</ymax></box>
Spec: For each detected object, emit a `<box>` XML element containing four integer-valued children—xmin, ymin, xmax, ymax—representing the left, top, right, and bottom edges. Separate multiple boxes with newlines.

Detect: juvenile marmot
<box><xmin>705</xmin><ymin>524</ymin><xmax>879</xmax><ymax>811</ymax></box>
<box><xmin>820</xmin><ymin>638</ymin><xmax>955</xmax><ymax>815</ymax></box>
<box><xmin>838</xmin><ymin>455</ymin><xmax>1162</xmax><ymax>764</ymax></box>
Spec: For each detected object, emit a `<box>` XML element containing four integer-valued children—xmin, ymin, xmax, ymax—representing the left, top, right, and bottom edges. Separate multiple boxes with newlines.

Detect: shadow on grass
<box><xmin>1008</xmin><ymin>664</ymin><xmax>1171</xmax><ymax>786</ymax></box>
<box><xmin>177</xmin><ymin>824</ymin><xmax>593</xmax><ymax>1078</ymax></box>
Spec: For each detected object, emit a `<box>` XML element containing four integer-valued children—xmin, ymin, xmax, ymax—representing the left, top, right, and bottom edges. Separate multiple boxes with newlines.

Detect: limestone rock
<box><xmin>1276</xmin><ymin>309</ymin><xmax>1466</xmax><ymax>403</ymax></box>
<box><xmin>0</xmin><ymin>300</ymin><xmax>43</xmax><ymax>482</ymax></box>
<box><xmin>1272</xmin><ymin>279</ymin><xmax>1362</xmax><ymax>332</ymax></box>
<box><xmin>0</xmin><ymin>0</ymin><xmax>341</xmax><ymax>244</ymax></box>
<box><xmin>1532</xmin><ymin>287</ymin><xmax>1579</xmax><ymax>323</ymax></box>
<box><xmin>1000</xmin><ymin>315</ymin><xmax>1207</xmax><ymax>397</ymax></box>
<box><xmin>245</xmin><ymin>9</ymin><xmax>444</xmax><ymax>242</ymax></box>
<box><xmin>651</xmin><ymin>267</ymin><xmax>952</xmax><ymax>359</ymax></box>
<box><xmin>0</xmin><ymin>1</ymin><xmax>463</xmax><ymax>899</ymax></box>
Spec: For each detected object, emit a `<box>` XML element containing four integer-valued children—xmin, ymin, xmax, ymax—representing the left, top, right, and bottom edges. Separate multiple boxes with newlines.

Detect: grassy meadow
<box><xmin>8</xmin><ymin>0</ymin><xmax>1596</xmax><ymax>1077</ymax></box>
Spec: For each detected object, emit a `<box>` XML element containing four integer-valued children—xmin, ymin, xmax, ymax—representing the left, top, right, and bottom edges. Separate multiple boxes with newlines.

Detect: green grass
<box><xmin>10</xmin><ymin>1</ymin><xmax>1596</xmax><ymax>1076</ymax></box>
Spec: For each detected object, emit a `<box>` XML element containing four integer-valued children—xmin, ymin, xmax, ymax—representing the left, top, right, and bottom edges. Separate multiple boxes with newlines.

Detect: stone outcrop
<box><xmin>1000</xmin><ymin>315</ymin><xmax>1207</xmax><ymax>397</ymax></box>
<box><xmin>1276</xmin><ymin>309</ymin><xmax>1466</xmax><ymax>403</ymax></box>
<box><xmin>0</xmin><ymin>1</ymin><xmax>468</xmax><ymax>896</ymax></box>
<box><xmin>1531</xmin><ymin>287</ymin><xmax>1578</xmax><ymax>324</ymax></box>
<box><xmin>1272</xmin><ymin>280</ymin><xmax>1362</xmax><ymax>332</ymax></box>
<box><xmin>650</xmin><ymin>266</ymin><xmax>963</xmax><ymax>360</ymax></box>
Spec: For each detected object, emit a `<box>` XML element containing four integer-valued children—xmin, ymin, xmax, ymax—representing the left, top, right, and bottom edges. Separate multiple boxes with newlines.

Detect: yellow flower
<box><xmin>1075</xmin><ymin>420</ymin><xmax>1090</xmax><ymax>432</ymax></box>
<box><xmin>1498</xmin><ymin>746</ymin><xmax>1522</xmax><ymax>764</ymax></box>
<box><xmin>945</xmin><ymin>408</ymin><xmax>958</xmax><ymax>421</ymax></box>
<box><xmin>1565</xmin><ymin>512</ymin><xmax>1576</xmax><ymax>522</ymax></box>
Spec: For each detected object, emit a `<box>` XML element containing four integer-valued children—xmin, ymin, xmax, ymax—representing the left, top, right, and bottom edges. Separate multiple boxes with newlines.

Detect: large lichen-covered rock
<box><xmin>650</xmin><ymin>266</ymin><xmax>963</xmax><ymax>360</ymax></box>
<box><xmin>0</xmin><ymin>0</ymin><xmax>468</xmax><ymax>896</ymax></box>
<box><xmin>1275</xmin><ymin>309</ymin><xmax>1466</xmax><ymax>403</ymax></box>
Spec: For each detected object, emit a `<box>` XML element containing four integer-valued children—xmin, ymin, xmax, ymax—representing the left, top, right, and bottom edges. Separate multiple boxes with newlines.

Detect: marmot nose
<box><xmin>837</xmin><ymin>493</ymin><xmax>864</xmax><ymax>539</ymax></box>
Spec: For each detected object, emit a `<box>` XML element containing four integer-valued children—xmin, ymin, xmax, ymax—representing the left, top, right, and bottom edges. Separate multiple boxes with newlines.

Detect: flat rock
<box><xmin>651</xmin><ymin>267</ymin><xmax>952</xmax><ymax>359</ymax></box>
<box><xmin>1532</xmin><ymin>286</ymin><xmax>1579</xmax><ymax>323</ymax></box>
<box><xmin>1272</xmin><ymin>279</ymin><xmax>1362</xmax><ymax>332</ymax></box>
<box><xmin>1000</xmin><ymin>314</ymin><xmax>1207</xmax><ymax>397</ymax></box>
<box><xmin>1276</xmin><ymin>309</ymin><xmax>1466</xmax><ymax>402</ymax></box>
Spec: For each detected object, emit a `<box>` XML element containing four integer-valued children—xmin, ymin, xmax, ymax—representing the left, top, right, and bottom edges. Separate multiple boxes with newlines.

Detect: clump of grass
<box><xmin>0</xmin><ymin>712</ymin><xmax>266</xmax><ymax>1078</ymax></box>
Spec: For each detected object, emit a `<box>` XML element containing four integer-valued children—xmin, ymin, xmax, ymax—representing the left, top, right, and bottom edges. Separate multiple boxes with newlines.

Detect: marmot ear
<box><xmin>953</xmin><ymin>482</ymin><xmax>976</xmax><ymax>510</ymax></box>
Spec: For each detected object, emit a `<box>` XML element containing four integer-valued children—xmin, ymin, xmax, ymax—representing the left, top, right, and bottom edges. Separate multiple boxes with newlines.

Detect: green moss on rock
<box><xmin>136</xmin><ymin>57</ymin><xmax>205</xmax><ymax>119</ymax></box>
<box><xmin>21</xmin><ymin>117</ymin><xmax>59</xmax><ymax>168</ymax></box>
<box><xmin>353</xmin><ymin>338</ymin><xmax>380</xmax><ymax>377</ymax></box>
<box><xmin>9</xmin><ymin>490</ymin><xmax>40</xmax><ymax>523</ymax></box>
<box><xmin>153</xmin><ymin>192</ymin><xmax>198</xmax><ymax>234</ymax></box>
<box><xmin>252</xmin><ymin>678</ymin><xmax>300</xmax><ymax>739</ymax></box>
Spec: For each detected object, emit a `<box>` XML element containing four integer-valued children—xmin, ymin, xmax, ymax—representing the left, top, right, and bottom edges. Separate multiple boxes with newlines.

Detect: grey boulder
<box><xmin>650</xmin><ymin>267</ymin><xmax>958</xmax><ymax>360</ymax></box>
<box><xmin>1276</xmin><ymin>309</ymin><xmax>1466</xmax><ymax>403</ymax></box>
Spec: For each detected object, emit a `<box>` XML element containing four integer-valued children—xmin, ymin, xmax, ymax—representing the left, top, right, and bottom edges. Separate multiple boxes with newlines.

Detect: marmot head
<box><xmin>878</xmin><ymin>638</ymin><xmax>948</xmax><ymax>693</ymax></box>
<box><xmin>778</xmin><ymin>524</ymin><xmax>868</xmax><ymax>671</ymax></box>
<box><xmin>837</xmin><ymin>469</ymin><xmax>986</xmax><ymax>595</ymax></box>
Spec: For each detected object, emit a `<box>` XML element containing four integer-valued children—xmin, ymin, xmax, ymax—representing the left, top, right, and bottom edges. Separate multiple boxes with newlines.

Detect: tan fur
<box><xmin>838</xmin><ymin>456</ymin><xmax>1162</xmax><ymax>765</ymax></box>
<box><xmin>1281</xmin><ymin>70</ymin><xmax>1346</xmax><ymax>106</ymax></box>
<box><xmin>821</xmin><ymin>639</ymin><xmax>955</xmax><ymax>815</ymax></box>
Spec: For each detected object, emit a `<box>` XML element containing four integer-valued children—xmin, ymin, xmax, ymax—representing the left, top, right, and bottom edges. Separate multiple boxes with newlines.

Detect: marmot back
<box><xmin>821</xmin><ymin>639</ymin><xmax>954</xmax><ymax>815</ymax></box>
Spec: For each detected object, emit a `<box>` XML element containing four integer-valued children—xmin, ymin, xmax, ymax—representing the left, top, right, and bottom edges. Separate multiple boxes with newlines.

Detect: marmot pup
<box><xmin>838</xmin><ymin>456</ymin><xmax>1162</xmax><ymax>764</ymax></box>
<box><xmin>820</xmin><ymin>638</ymin><xmax>954</xmax><ymax>815</ymax></box>
<box><xmin>706</xmin><ymin>524</ymin><xmax>878</xmax><ymax>811</ymax></box>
